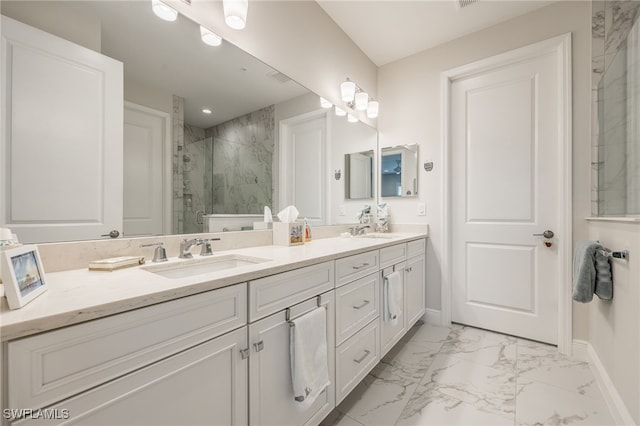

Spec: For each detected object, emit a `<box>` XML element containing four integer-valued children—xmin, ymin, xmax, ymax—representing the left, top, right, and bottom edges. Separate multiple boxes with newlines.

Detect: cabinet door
<box><xmin>249</xmin><ymin>292</ymin><xmax>335</xmax><ymax>426</ymax></box>
<box><xmin>14</xmin><ymin>328</ymin><xmax>249</xmax><ymax>426</ymax></box>
<box><xmin>1</xmin><ymin>16</ymin><xmax>123</xmax><ymax>243</ymax></box>
<box><xmin>405</xmin><ymin>255</ymin><xmax>426</xmax><ymax>328</ymax></box>
<box><xmin>380</xmin><ymin>265</ymin><xmax>406</xmax><ymax>357</ymax></box>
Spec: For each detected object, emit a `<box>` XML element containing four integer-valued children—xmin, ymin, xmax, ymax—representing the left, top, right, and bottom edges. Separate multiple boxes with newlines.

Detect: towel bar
<box><xmin>599</xmin><ymin>249</ymin><xmax>628</xmax><ymax>260</ymax></box>
<box><xmin>286</xmin><ymin>295</ymin><xmax>322</xmax><ymax>322</ymax></box>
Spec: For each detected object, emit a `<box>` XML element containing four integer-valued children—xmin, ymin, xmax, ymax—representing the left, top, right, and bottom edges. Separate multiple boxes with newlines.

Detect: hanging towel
<box><xmin>572</xmin><ymin>240</ymin><xmax>610</xmax><ymax>303</ymax></box>
<box><xmin>289</xmin><ymin>306</ymin><xmax>330</xmax><ymax>410</ymax></box>
<box><xmin>383</xmin><ymin>271</ymin><xmax>402</xmax><ymax>325</ymax></box>
<box><xmin>594</xmin><ymin>249</ymin><xmax>613</xmax><ymax>300</ymax></box>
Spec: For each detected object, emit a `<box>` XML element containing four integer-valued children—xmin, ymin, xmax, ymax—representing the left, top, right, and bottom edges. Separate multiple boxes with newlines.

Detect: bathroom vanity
<box><xmin>0</xmin><ymin>233</ymin><xmax>426</xmax><ymax>425</ymax></box>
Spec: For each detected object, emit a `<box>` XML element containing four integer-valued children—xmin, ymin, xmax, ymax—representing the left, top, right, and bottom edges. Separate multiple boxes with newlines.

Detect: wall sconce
<box><xmin>334</xmin><ymin>169</ymin><xmax>342</xmax><ymax>180</ymax></box>
<box><xmin>224</xmin><ymin>0</ymin><xmax>248</xmax><ymax>30</ymax></box>
<box><xmin>152</xmin><ymin>0</ymin><xmax>178</xmax><ymax>21</ymax></box>
<box><xmin>339</xmin><ymin>78</ymin><xmax>379</xmax><ymax>119</ymax></box>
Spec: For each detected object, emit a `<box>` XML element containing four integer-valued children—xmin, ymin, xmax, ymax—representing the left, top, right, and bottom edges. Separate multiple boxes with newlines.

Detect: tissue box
<box><xmin>273</xmin><ymin>222</ymin><xmax>304</xmax><ymax>246</ymax></box>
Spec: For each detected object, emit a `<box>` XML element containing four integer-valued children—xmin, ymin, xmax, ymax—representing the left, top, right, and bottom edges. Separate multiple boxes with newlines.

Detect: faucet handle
<box><xmin>199</xmin><ymin>237</ymin><xmax>220</xmax><ymax>256</ymax></box>
<box><xmin>140</xmin><ymin>242</ymin><xmax>168</xmax><ymax>263</ymax></box>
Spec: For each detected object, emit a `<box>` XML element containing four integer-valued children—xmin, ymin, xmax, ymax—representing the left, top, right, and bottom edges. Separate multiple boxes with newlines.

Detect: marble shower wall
<box><xmin>183</xmin><ymin>125</ymin><xmax>207</xmax><ymax>234</ymax></box>
<box><xmin>205</xmin><ymin>105</ymin><xmax>275</xmax><ymax>215</ymax></box>
<box><xmin>591</xmin><ymin>0</ymin><xmax>640</xmax><ymax>215</ymax></box>
<box><xmin>172</xmin><ymin>95</ymin><xmax>185</xmax><ymax>234</ymax></box>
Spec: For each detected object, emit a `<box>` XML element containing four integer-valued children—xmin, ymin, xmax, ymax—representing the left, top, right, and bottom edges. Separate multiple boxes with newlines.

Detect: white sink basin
<box><xmin>143</xmin><ymin>254</ymin><xmax>270</xmax><ymax>279</ymax></box>
<box><xmin>355</xmin><ymin>233</ymin><xmax>397</xmax><ymax>239</ymax></box>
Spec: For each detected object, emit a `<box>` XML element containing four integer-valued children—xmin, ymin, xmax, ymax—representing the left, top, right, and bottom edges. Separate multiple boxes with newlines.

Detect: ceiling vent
<box><xmin>456</xmin><ymin>0</ymin><xmax>479</xmax><ymax>9</ymax></box>
<box><xmin>269</xmin><ymin>71</ymin><xmax>292</xmax><ymax>83</ymax></box>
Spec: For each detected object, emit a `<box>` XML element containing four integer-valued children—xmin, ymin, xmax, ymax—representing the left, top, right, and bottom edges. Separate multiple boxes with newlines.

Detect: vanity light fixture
<box><xmin>347</xmin><ymin>114</ymin><xmax>358</xmax><ymax>123</ymax></box>
<box><xmin>354</xmin><ymin>91</ymin><xmax>368</xmax><ymax>111</ymax></box>
<box><xmin>367</xmin><ymin>100</ymin><xmax>379</xmax><ymax>119</ymax></box>
<box><xmin>320</xmin><ymin>97</ymin><xmax>332</xmax><ymax>108</ymax></box>
<box><xmin>200</xmin><ymin>26</ymin><xmax>222</xmax><ymax>47</ymax></box>
<box><xmin>224</xmin><ymin>0</ymin><xmax>248</xmax><ymax>30</ymax></box>
<box><xmin>151</xmin><ymin>0</ymin><xmax>178</xmax><ymax>22</ymax></box>
<box><xmin>202</xmin><ymin>108</ymin><xmax>212</xmax><ymax>114</ymax></box>
<box><xmin>340</xmin><ymin>79</ymin><xmax>356</xmax><ymax>102</ymax></box>
<box><xmin>335</xmin><ymin>106</ymin><xmax>347</xmax><ymax>116</ymax></box>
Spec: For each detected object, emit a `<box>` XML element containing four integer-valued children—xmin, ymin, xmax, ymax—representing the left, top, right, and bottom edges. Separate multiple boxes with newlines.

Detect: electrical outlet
<box><xmin>339</xmin><ymin>205</ymin><xmax>346</xmax><ymax>216</ymax></box>
<box><xmin>417</xmin><ymin>203</ymin><xmax>426</xmax><ymax>216</ymax></box>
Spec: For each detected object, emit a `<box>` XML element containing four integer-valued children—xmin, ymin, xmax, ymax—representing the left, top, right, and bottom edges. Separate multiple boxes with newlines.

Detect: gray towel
<box><xmin>594</xmin><ymin>250</ymin><xmax>613</xmax><ymax>300</ymax></box>
<box><xmin>572</xmin><ymin>240</ymin><xmax>601</xmax><ymax>303</ymax></box>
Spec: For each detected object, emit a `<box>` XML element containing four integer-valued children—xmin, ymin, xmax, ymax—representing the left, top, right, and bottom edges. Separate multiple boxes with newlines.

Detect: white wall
<box><xmin>587</xmin><ymin>221</ymin><xmax>639</xmax><ymax>424</ymax></box>
<box><xmin>377</xmin><ymin>1</ymin><xmax>592</xmax><ymax>338</ymax></box>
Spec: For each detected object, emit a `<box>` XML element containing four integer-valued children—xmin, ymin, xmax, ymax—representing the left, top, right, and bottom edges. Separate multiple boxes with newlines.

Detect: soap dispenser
<box><xmin>304</xmin><ymin>218</ymin><xmax>312</xmax><ymax>242</ymax></box>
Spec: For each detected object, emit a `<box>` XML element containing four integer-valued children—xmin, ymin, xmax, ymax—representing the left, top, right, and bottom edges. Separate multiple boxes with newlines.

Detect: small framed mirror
<box><xmin>345</xmin><ymin>150</ymin><xmax>374</xmax><ymax>199</ymax></box>
<box><xmin>380</xmin><ymin>144</ymin><xmax>418</xmax><ymax>197</ymax></box>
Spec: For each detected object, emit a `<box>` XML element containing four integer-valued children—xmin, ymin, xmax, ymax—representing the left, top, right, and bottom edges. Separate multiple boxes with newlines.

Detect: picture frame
<box><xmin>1</xmin><ymin>245</ymin><xmax>48</xmax><ymax>309</ymax></box>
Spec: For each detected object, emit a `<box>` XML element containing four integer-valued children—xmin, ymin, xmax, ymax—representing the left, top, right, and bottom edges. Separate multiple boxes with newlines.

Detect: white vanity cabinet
<box><xmin>6</xmin><ymin>283</ymin><xmax>248</xmax><ymax>425</ymax></box>
<box><xmin>249</xmin><ymin>291</ymin><xmax>336</xmax><ymax>426</ymax></box>
<box><xmin>404</xmin><ymin>239</ymin><xmax>426</xmax><ymax>328</ymax></box>
<box><xmin>380</xmin><ymin>261</ymin><xmax>407</xmax><ymax>357</ymax></box>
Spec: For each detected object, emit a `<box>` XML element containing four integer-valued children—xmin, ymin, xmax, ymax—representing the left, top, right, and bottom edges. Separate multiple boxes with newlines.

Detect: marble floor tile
<box><xmin>319</xmin><ymin>409</ymin><xmax>365</xmax><ymax>426</ymax></box>
<box><xmin>377</xmin><ymin>339</ymin><xmax>442</xmax><ymax>381</ymax></box>
<box><xmin>415</xmin><ymin>354</ymin><xmax>516</xmax><ymax>417</ymax></box>
<box><xmin>401</xmin><ymin>321</ymin><xmax>452</xmax><ymax>346</ymax></box>
<box><xmin>337</xmin><ymin>372</ymin><xmax>419</xmax><ymax>426</ymax></box>
<box><xmin>516</xmin><ymin>339</ymin><xmax>602</xmax><ymax>400</ymax></box>
<box><xmin>516</xmin><ymin>378</ymin><xmax>615</xmax><ymax>426</ymax></box>
<box><xmin>439</xmin><ymin>325</ymin><xmax>517</xmax><ymax>372</ymax></box>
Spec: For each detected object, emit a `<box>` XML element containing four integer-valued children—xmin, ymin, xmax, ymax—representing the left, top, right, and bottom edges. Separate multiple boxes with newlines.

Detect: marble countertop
<box><xmin>0</xmin><ymin>232</ymin><xmax>427</xmax><ymax>342</ymax></box>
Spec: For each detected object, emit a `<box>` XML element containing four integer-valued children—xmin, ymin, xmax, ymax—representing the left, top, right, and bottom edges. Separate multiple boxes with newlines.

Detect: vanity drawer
<box><xmin>249</xmin><ymin>261</ymin><xmax>334</xmax><ymax>322</ymax></box>
<box><xmin>407</xmin><ymin>238</ymin><xmax>425</xmax><ymax>258</ymax></box>
<box><xmin>380</xmin><ymin>243</ymin><xmax>407</xmax><ymax>268</ymax></box>
<box><xmin>335</xmin><ymin>250</ymin><xmax>379</xmax><ymax>287</ymax></box>
<box><xmin>335</xmin><ymin>273</ymin><xmax>379</xmax><ymax>345</ymax></box>
<box><xmin>8</xmin><ymin>283</ymin><xmax>247</xmax><ymax>411</ymax></box>
<box><xmin>335</xmin><ymin>320</ymin><xmax>379</xmax><ymax>403</ymax></box>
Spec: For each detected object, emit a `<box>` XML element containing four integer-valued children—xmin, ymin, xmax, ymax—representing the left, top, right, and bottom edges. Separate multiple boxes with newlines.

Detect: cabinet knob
<box><xmin>253</xmin><ymin>341</ymin><xmax>264</xmax><ymax>352</ymax></box>
<box><xmin>352</xmin><ymin>300</ymin><xmax>370</xmax><ymax>310</ymax></box>
<box><xmin>353</xmin><ymin>349</ymin><xmax>371</xmax><ymax>364</ymax></box>
<box><xmin>240</xmin><ymin>348</ymin><xmax>250</xmax><ymax>359</ymax></box>
<box><xmin>405</xmin><ymin>267</ymin><xmax>413</xmax><ymax>272</ymax></box>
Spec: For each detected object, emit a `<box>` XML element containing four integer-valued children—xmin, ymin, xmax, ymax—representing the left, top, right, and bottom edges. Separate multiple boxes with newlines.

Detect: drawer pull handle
<box><xmin>352</xmin><ymin>263</ymin><xmax>370</xmax><ymax>270</ymax></box>
<box><xmin>253</xmin><ymin>341</ymin><xmax>264</xmax><ymax>352</ymax></box>
<box><xmin>353</xmin><ymin>300</ymin><xmax>370</xmax><ymax>310</ymax></box>
<box><xmin>240</xmin><ymin>348</ymin><xmax>250</xmax><ymax>359</ymax></box>
<box><xmin>405</xmin><ymin>267</ymin><xmax>413</xmax><ymax>272</ymax></box>
<box><xmin>353</xmin><ymin>349</ymin><xmax>371</xmax><ymax>364</ymax></box>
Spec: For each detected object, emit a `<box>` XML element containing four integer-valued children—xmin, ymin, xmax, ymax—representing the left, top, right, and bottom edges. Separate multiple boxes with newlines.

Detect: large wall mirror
<box><xmin>1</xmin><ymin>1</ymin><xmax>378</xmax><ymax>243</ymax></box>
<box><xmin>380</xmin><ymin>144</ymin><xmax>418</xmax><ymax>198</ymax></box>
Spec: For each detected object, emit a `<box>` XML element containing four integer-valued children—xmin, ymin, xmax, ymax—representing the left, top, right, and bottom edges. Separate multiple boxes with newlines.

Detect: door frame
<box><xmin>278</xmin><ymin>109</ymin><xmax>331</xmax><ymax>225</ymax></box>
<box><xmin>123</xmin><ymin>101</ymin><xmax>172</xmax><ymax>235</ymax></box>
<box><xmin>440</xmin><ymin>34</ymin><xmax>573</xmax><ymax>354</ymax></box>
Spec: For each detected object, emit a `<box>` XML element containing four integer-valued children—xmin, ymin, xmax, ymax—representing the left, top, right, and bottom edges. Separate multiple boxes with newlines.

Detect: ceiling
<box><xmin>316</xmin><ymin>0</ymin><xmax>556</xmax><ymax>66</ymax></box>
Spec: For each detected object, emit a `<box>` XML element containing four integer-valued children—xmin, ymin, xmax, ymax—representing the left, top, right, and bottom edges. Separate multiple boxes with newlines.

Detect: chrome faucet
<box><xmin>349</xmin><ymin>224</ymin><xmax>370</xmax><ymax>236</ymax></box>
<box><xmin>179</xmin><ymin>238</ymin><xmax>203</xmax><ymax>259</ymax></box>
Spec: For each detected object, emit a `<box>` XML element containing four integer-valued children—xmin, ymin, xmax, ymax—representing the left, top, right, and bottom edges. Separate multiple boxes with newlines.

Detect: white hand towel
<box><xmin>289</xmin><ymin>306</ymin><xmax>330</xmax><ymax>410</ymax></box>
<box><xmin>384</xmin><ymin>271</ymin><xmax>402</xmax><ymax>325</ymax></box>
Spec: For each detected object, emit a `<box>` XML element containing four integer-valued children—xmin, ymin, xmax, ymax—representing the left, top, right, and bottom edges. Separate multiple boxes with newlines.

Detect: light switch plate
<box><xmin>339</xmin><ymin>205</ymin><xmax>346</xmax><ymax>216</ymax></box>
<box><xmin>417</xmin><ymin>203</ymin><xmax>426</xmax><ymax>216</ymax></box>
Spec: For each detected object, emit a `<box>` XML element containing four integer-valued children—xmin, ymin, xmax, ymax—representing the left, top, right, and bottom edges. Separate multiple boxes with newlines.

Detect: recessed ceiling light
<box><xmin>202</xmin><ymin>108</ymin><xmax>212</xmax><ymax>114</ymax></box>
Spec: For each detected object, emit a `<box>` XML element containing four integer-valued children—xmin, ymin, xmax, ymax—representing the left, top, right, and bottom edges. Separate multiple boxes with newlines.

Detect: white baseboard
<box><xmin>573</xmin><ymin>339</ymin><xmax>636</xmax><ymax>425</ymax></box>
<box><xmin>422</xmin><ymin>308</ymin><xmax>442</xmax><ymax>326</ymax></box>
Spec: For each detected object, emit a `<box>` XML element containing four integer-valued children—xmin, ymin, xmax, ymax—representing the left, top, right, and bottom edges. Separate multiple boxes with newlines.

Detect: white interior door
<box><xmin>450</xmin><ymin>37</ymin><xmax>570</xmax><ymax>344</ymax></box>
<box><xmin>280</xmin><ymin>113</ymin><xmax>328</xmax><ymax>225</ymax></box>
<box><xmin>348</xmin><ymin>153</ymin><xmax>372</xmax><ymax>199</ymax></box>
<box><xmin>0</xmin><ymin>16</ymin><xmax>123</xmax><ymax>243</ymax></box>
<box><xmin>123</xmin><ymin>103</ymin><xmax>170</xmax><ymax>236</ymax></box>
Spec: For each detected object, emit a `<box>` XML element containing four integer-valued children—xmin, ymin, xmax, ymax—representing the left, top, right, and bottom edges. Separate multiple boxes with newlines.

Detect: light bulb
<box><xmin>320</xmin><ymin>97</ymin><xmax>332</xmax><ymax>109</ymax></box>
<box><xmin>355</xmin><ymin>91</ymin><xmax>368</xmax><ymax>111</ymax></box>
<box><xmin>202</xmin><ymin>108</ymin><xmax>212</xmax><ymax>114</ymax></box>
<box><xmin>200</xmin><ymin>26</ymin><xmax>222</xmax><ymax>46</ymax></box>
<box><xmin>224</xmin><ymin>0</ymin><xmax>248</xmax><ymax>30</ymax></box>
<box><xmin>152</xmin><ymin>0</ymin><xmax>178</xmax><ymax>22</ymax></box>
<box><xmin>335</xmin><ymin>107</ymin><xmax>346</xmax><ymax>116</ymax></box>
<box><xmin>340</xmin><ymin>80</ymin><xmax>356</xmax><ymax>103</ymax></box>
<box><xmin>347</xmin><ymin>114</ymin><xmax>358</xmax><ymax>123</ymax></box>
<box><xmin>367</xmin><ymin>100</ymin><xmax>379</xmax><ymax>118</ymax></box>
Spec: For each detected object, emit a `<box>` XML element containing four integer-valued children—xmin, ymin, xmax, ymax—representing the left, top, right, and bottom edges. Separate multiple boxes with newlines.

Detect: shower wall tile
<box><xmin>206</xmin><ymin>105</ymin><xmax>275</xmax><ymax>215</ymax></box>
<box><xmin>172</xmin><ymin>95</ymin><xmax>185</xmax><ymax>234</ymax></box>
<box><xmin>183</xmin><ymin>125</ymin><xmax>207</xmax><ymax>234</ymax></box>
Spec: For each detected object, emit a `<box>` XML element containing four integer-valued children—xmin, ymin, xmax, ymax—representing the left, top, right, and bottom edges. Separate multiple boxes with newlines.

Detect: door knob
<box><xmin>533</xmin><ymin>230</ymin><xmax>554</xmax><ymax>239</ymax></box>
